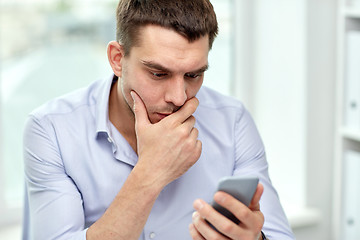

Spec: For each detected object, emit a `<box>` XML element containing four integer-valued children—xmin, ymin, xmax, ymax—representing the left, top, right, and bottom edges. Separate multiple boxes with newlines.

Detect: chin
<box><xmin>149</xmin><ymin>114</ymin><xmax>163</xmax><ymax>124</ymax></box>
<box><xmin>150</xmin><ymin>118</ymin><xmax>161</xmax><ymax>124</ymax></box>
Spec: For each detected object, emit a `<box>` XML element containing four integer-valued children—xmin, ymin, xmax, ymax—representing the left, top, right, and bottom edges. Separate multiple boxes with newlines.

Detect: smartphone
<box><xmin>211</xmin><ymin>176</ymin><xmax>259</xmax><ymax>225</ymax></box>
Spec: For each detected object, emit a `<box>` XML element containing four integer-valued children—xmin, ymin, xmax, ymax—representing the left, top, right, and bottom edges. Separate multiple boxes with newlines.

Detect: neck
<box><xmin>108</xmin><ymin>79</ymin><xmax>137</xmax><ymax>153</ymax></box>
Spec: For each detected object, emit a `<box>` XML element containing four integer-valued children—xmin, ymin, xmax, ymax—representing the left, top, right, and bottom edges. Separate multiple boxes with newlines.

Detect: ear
<box><xmin>107</xmin><ymin>41</ymin><xmax>125</xmax><ymax>77</ymax></box>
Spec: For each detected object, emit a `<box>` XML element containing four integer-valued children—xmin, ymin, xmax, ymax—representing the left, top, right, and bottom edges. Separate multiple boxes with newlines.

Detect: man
<box><xmin>23</xmin><ymin>0</ymin><xmax>295</xmax><ymax>239</ymax></box>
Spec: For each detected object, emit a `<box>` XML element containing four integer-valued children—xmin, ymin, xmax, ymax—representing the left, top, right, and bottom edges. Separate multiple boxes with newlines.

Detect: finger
<box><xmin>168</xmin><ymin>97</ymin><xmax>199</xmax><ymax>124</ymax></box>
<box><xmin>192</xmin><ymin>210</ymin><xmax>229</xmax><ymax>240</ymax></box>
<box><xmin>194</xmin><ymin>199</ymin><xmax>242</xmax><ymax>238</ymax></box>
<box><xmin>214</xmin><ymin>191</ymin><xmax>264</xmax><ymax>232</ymax></box>
<box><xmin>189</xmin><ymin>223</ymin><xmax>206</xmax><ymax>240</ymax></box>
<box><xmin>191</xmin><ymin>135</ymin><xmax>202</xmax><ymax>161</ymax></box>
<box><xmin>189</xmin><ymin>126</ymin><xmax>199</xmax><ymax>139</ymax></box>
<box><xmin>130</xmin><ymin>91</ymin><xmax>151</xmax><ymax>128</ymax></box>
<box><xmin>249</xmin><ymin>183</ymin><xmax>264</xmax><ymax>211</ymax></box>
<box><xmin>191</xmin><ymin>138</ymin><xmax>202</xmax><ymax>161</ymax></box>
<box><xmin>182</xmin><ymin>116</ymin><xmax>196</xmax><ymax>133</ymax></box>
<box><xmin>214</xmin><ymin>191</ymin><xmax>250</xmax><ymax>223</ymax></box>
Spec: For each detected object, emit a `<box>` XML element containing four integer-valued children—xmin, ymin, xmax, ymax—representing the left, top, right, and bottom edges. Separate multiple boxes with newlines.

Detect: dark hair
<box><xmin>116</xmin><ymin>0</ymin><xmax>218</xmax><ymax>55</ymax></box>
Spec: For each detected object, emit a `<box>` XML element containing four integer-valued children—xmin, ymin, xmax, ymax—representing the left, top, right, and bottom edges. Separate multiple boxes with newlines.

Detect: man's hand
<box><xmin>131</xmin><ymin>91</ymin><xmax>202</xmax><ymax>189</ymax></box>
<box><xmin>190</xmin><ymin>183</ymin><xmax>265</xmax><ymax>240</ymax></box>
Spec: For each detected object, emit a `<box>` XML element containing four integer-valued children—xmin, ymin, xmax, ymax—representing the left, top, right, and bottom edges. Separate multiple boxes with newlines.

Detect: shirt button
<box><xmin>149</xmin><ymin>232</ymin><xmax>156</xmax><ymax>239</ymax></box>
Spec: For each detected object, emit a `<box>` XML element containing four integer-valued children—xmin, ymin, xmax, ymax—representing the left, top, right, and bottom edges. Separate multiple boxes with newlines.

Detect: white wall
<box><xmin>252</xmin><ymin>0</ymin><xmax>307</xmax><ymax>207</ymax></box>
<box><xmin>235</xmin><ymin>0</ymin><xmax>337</xmax><ymax>239</ymax></box>
<box><xmin>303</xmin><ymin>0</ymin><xmax>336</xmax><ymax>239</ymax></box>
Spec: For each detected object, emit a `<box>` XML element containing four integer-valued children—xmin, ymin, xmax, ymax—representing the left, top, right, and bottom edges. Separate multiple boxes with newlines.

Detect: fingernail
<box><xmin>192</xmin><ymin>211</ymin><xmax>199</xmax><ymax>219</ymax></box>
<box><xmin>193</xmin><ymin>200</ymin><xmax>203</xmax><ymax>210</ymax></box>
<box><xmin>214</xmin><ymin>192</ymin><xmax>225</xmax><ymax>204</ymax></box>
<box><xmin>130</xmin><ymin>91</ymin><xmax>135</xmax><ymax>101</ymax></box>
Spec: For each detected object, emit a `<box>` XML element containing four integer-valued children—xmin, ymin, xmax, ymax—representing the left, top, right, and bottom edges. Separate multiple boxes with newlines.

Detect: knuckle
<box><xmin>192</xmin><ymin>127</ymin><xmax>199</xmax><ymax>135</ymax></box>
<box><xmin>184</xmin><ymin>139</ymin><xmax>195</xmax><ymax>150</ymax></box>
<box><xmin>221</xmin><ymin>222</ymin><xmax>234</xmax><ymax>233</ymax></box>
<box><xmin>178</xmin><ymin>127</ymin><xmax>189</xmax><ymax>137</ymax></box>
<box><xmin>238</xmin><ymin>208</ymin><xmax>250</xmax><ymax>219</ymax></box>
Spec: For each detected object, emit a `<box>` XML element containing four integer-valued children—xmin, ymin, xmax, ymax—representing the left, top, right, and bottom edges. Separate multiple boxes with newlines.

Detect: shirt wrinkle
<box><xmin>233</xmin><ymin>105</ymin><xmax>245</xmax><ymax>167</ymax></box>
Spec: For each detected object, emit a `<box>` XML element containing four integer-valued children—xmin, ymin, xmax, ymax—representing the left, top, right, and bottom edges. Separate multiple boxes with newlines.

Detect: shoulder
<box><xmin>194</xmin><ymin>86</ymin><xmax>250</xmax><ymax>139</ymax></box>
<box><xmin>196</xmin><ymin>86</ymin><xmax>245</xmax><ymax>116</ymax></box>
<box><xmin>29</xmin><ymin>77</ymin><xmax>105</xmax><ymax>121</ymax></box>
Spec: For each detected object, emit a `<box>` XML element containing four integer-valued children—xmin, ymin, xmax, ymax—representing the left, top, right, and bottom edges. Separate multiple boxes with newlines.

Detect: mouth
<box><xmin>156</xmin><ymin>112</ymin><xmax>172</xmax><ymax>120</ymax></box>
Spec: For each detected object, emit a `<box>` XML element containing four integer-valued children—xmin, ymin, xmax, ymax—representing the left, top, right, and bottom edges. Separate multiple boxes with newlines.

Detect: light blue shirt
<box><xmin>23</xmin><ymin>74</ymin><xmax>294</xmax><ymax>240</ymax></box>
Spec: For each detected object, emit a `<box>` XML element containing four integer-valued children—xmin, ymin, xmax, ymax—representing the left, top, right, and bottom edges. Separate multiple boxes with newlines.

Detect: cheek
<box><xmin>135</xmin><ymin>88</ymin><xmax>162</xmax><ymax>111</ymax></box>
<box><xmin>187</xmin><ymin>78</ymin><xmax>204</xmax><ymax>99</ymax></box>
<box><xmin>119</xmin><ymin>79</ymin><xmax>133</xmax><ymax>110</ymax></box>
<box><xmin>120</xmin><ymin>69</ymin><xmax>143</xmax><ymax>98</ymax></box>
<box><xmin>134</xmin><ymin>75</ymin><xmax>165</xmax><ymax>102</ymax></box>
<box><xmin>121</xmin><ymin>73</ymin><xmax>162</xmax><ymax>111</ymax></box>
<box><xmin>119</xmin><ymin>69</ymin><xmax>140</xmax><ymax>110</ymax></box>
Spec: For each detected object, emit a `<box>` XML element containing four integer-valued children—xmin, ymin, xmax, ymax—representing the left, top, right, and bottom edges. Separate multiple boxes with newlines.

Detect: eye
<box><xmin>150</xmin><ymin>71</ymin><xmax>168</xmax><ymax>78</ymax></box>
<box><xmin>185</xmin><ymin>73</ymin><xmax>202</xmax><ymax>79</ymax></box>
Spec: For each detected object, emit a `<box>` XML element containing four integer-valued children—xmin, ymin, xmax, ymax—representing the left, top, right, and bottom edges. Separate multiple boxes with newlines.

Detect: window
<box><xmin>0</xmin><ymin>0</ymin><xmax>118</xmax><ymax>224</ymax></box>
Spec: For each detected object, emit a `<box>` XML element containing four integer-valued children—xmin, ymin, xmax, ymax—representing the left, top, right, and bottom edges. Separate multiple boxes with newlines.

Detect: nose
<box><xmin>164</xmin><ymin>77</ymin><xmax>187</xmax><ymax>107</ymax></box>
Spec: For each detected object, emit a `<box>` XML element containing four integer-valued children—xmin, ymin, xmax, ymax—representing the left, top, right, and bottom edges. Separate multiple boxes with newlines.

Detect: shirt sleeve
<box><xmin>233</xmin><ymin>108</ymin><xmax>295</xmax><ymax>239</ymax></box>
<box><xmin>23</xmin><ymin>115</ymin><xmax>88</xmax><ymax>240</ymax></box>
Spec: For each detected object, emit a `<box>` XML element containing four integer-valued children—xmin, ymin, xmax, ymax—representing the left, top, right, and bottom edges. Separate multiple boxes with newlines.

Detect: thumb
<box><xmin>130</xmin><ymin>91</ymin><xmax>151</xmax><ymax>128</ymax></box>
<box><xmin>249</xmin><ymin>183</ymin><xmax>264</xmax><ymax>211</ymax></box>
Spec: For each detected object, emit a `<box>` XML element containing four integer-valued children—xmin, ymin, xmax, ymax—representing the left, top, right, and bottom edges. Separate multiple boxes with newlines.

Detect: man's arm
<box><xmin>86</xmin><ymin>91</ymin><xmax>202</xmax><ymax>239</ymax></box>
<box><xmin>230</xmin><ymin>109</ymin><xmax>294</xmax><ymax>239</ymax></box>
<box><xmin>85</xmin><ymin>164</ymin><xmax>162</xmax><ymax>240</ymax></box>
<box><xmin>24</xmin><ymin>92</ymin><xmax>201</xmax><ymax>240</ymax></box>
<box><xmin>188</xmin><ymin>105</ymin><xmax>295</xmax><ymax>240</ymax></box>
<box><xmin>23</xmin><ymin>116</ymin><xmax>88</xmax><ymax>240</ymax></box>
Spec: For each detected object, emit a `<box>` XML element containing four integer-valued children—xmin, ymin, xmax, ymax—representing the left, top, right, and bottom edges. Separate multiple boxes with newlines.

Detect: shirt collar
<box><xmin>94</xmin><ymin>74</ymin><xmax>138</xmax><ymax>165</ymax></box>
<box><xmin>95</xmin><ymin>74</ymin><xmax>118</xmax><ymax>137</ymax></box>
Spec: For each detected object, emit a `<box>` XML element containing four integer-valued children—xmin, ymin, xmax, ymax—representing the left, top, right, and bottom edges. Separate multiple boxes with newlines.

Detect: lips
<box><xmin>156</xmin><ymin>112</ymin><xmax>171</xmax><ymax>120</ymax></box>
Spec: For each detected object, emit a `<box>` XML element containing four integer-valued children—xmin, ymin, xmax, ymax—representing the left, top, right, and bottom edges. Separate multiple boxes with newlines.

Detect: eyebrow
<box><xmin>140</xmin><ymin>60</ymin><xmax>209</xmax><ymax>74</ymax></box>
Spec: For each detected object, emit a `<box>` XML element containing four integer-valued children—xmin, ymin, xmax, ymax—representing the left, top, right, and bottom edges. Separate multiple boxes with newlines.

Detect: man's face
<box><xmin>118</xmin><ymin>25</ymin><xmax>209</xmax><ymax>123</ymax></box>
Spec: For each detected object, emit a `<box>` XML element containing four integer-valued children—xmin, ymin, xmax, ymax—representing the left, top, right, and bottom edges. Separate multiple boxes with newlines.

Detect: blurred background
<box><xmin>0</xmin><ymin>0</ymin><xmax>348</xmax><ymax>239</ymax></box>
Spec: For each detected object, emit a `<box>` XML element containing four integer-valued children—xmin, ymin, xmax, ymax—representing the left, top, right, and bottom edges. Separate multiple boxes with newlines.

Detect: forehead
<box><xmin>130</xmin><ymin>25</ymin><xmax>209</xmax><ymax>72</ymax></box>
